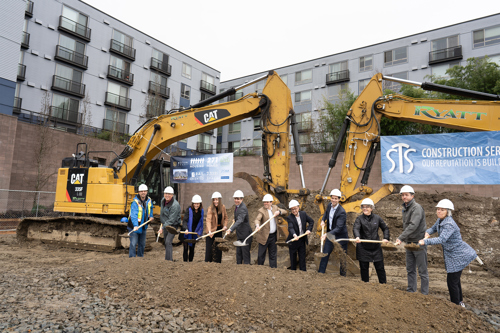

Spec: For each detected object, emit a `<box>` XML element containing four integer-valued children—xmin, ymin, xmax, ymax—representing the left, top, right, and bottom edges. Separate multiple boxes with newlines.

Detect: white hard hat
<box><xmin>330</xmin><ymin>189</ymin><xmax>342</xmax><ymax>197</ymax></box>
<box><xmin>164</xmin><ymin>186</ymin><xmax>174</xmax><ymax>194</ymax></box>
<box><xmin>400</xmin><ymin>185</ymin><xmax>415</xmax><ymax>194</ymax></box>
<box><xmin>211</xmin><ymin>191</ymin><xmax>222</xmax><ymax>199</ymax></box>
<box><xmin>138</xmin><ymin>184</ymin><xmax>148</xmax><ymax>192</ymax></box>
<box><xmin>262</xmin><ymin>194</ymin><xmax>274</xmax><ymax>202</ymax></box>
<box><xmin>233</xmin><ymin>190</ymin><xmax>244</xmax><ymax>198</ymax></box>
<box><xmin>361</xmin><ymin>198</ymin><xmax>375</xmax><ymax>207</ymax></box>
<box><xmin>289</xmin><ymin>200</ymin><xmax>300</xmax><ymax>209</ymax></box>
<box><xmin>436</xmin><ymin>199</ymin><xmax>454</xmax><ymax>210</ymax></box>
<box><xmin>192</xmin><ymin>194</ymin><xmax>202</xmax><ymax>203</ymax></box>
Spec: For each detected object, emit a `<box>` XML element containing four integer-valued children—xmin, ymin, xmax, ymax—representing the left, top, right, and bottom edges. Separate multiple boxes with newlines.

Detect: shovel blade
<box><xmin>165</xmin><ymin>226</ymin><xmax>178</xmax><ymax>235</ymax></box>
<box><xmin>184</xmin><ymin>239</ymin><xmax>197</xmax><ymax>244</ymax></box>
<box><xmin>233</xmin><ymin>240</ymin><xmax>248</xmax><ymax>247</ymax></box>
<box><xmin>326</xmin><ymin>233</ymin><xmax>336</xmax><ymax>243</ymax></box>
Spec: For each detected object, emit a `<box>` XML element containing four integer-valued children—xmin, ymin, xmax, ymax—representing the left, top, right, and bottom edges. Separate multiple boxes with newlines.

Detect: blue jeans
<box><xmin>318</xmin><ymin>238</ymin><xmax>348</xmax><ymax>275</ymax></box>
<box><xmin>129</xmin><ymin>230</ymin><xmax>147</xmax><ymax>257</ymax></box>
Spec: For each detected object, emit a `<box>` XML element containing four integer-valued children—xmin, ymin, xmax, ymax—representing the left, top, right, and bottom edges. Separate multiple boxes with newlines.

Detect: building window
<box><xmin>296</xmin><ymin>112</ymin><xmax>312</xmax><ymax>132</ymax></box>
<box><xmin>358</xmin><ymin>78</ymin><xmax>370</xmax><ymax>93</ymax></box>
<box><xmin>295</xmin><ymin>90</ymin><xmax>312</xmax><ymax>103</ymax></box>
<box><xmin>227</xmin><ymin>91</ymin><xmax>243</xmax><ymax>101</ymax></box>
<box><xmin>59</xmin><ymin>34</ymin><xmax>86</xmax><ymax>57</ymax></box>
<box><xmin>329</xmin><ymin>61</ymin><xmax>348</xmax><ymax>74</ymax></box>
<box><xmin>217</xmin><ymin>127</ymin><xmax>223</xmax><ymax>137</ymax></box>
<box><xmin>327</xmin><ymin>82</ymin><xmax>348</xmax><ymax>100</ymax></box>
<box><xmin>182</xmin><ymin>63</ymin><xmax>192</xmax><ymax>79</ymax></box>
<box><xmin>295</xmin><ymin>69</ymin><xmax>312</xmax><ymax>85</ymax></box>
<box><xmin>473</xmin><ymin>25</ymin><xmax>500</xmax><ymax>48</ymax></box>
<box><xmin>104</xmin><ymin>108</ymin><xmax>127</xmax><ymax>134</ymax></box>
<box><xmin>61</xmin><ymin>6</ymin><xmax>89</xmax><ymax>38</ymax></box>
<box><xmin>200</xmin><ymin>92</ymin><xmax>211</xmax><ymax>101</ymax></box>
<box><xmin>181</xmin><ymin>84</ymin><xmax>190</xmax><ymax>100</ymax></box>
<box><xmin>253</xmin><ymin>138</ymin><xmax>262</xmax><ymax>147</ymax></box>
<box><xmin>152</xmin><ymin>49</ymin><xmax>170</xmax><ymax>74</ymax></box>
<box><xmin>359</xmin><ymin>55</ymin><xmax>373</xmax><ymax>72</ymax></box>
<box><xmin>112</xmin><ymin>29</ymin><xmax>134</xmax><ymax>56</ymax></box>
<box><xmin>384</xmin><ymin>47</ymin><xmax>408</xmax><ymax>66</ymax></box>
<box><xmin>228</xmin><ymin>122</ymin><xmax>241</xmax><ymax>134</ymax></box>
<box><xmin>253</xmin><ymin>118</ymin><xmax>261</xmax><ymax>131</ymax></box>
<box><xmin>383</xmin><ymin>72</ymin><xmax>408</xmax><ymax>92</ymax></box>
<box><xmin>202</xmin><ymin>73</ymin><xmax>214</xmax><ymax>85</ymax></box>
<box><xmin>150</xmin><ymin>72</ymin><xmax>168</xmax><ymax>87</ymax></box>
<box><xmin>146</xmin><ymin>98</ymin><xmax>166</xmax><ymax>117</ymax></box>
<box><xmin>108</xmin><ymin>82</ymin><xmax>128</xmax><ymax>98</ymax></box>
<box><xmin>431</xmin><ymin>62</ymin><xmax>460</xmax><ymax>79</ymax></box>
<box><xmin>280</xmin><ymin>74</ymin><xmax>288</xmax><ymax>86</ymax></box>
<box><xmin>51</xmin><ymin>93</ymin><xmax>80</xmax><ymax>123</ymax></box>
<box><xmin>228</xmin><ymin>141</ymin><xmax>240</xmax><ymax>152</ymax></box>
<box><xmin>299</xmin><ymin>133</ymin><xmax>310</xmax><ymax>145</ymax></box>
<box><xmin>431</xmin><ymin>35</ymin><xmax>459</xmax><ymax>51</ymax></box>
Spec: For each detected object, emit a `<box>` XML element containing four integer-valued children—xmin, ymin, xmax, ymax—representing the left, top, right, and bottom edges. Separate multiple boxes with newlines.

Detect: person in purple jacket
<box><xmin>419</xmin><ymin>199</ymin><xmax>477</xmax><ymax>307</ymax></box>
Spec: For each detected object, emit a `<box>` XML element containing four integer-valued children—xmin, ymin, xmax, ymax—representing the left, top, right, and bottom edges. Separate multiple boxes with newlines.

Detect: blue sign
<box><xmin>170</xmin><ymin>153</ymin><xmax>234</xmax><ymax>183</ymax></box>
<box><xmin>381</xmin><ymin>131</ymin><xmax>500</xmax><ymax>185</ymax></box>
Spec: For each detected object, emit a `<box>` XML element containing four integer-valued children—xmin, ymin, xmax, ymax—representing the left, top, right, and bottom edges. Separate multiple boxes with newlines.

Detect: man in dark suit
<box><xmin>286</xmin><ymin>200</ymin><xmax>314</xmax><ymax>271</ymax></box>
<box><xmin>318</xmin><ymin>189</ymin><xmax>348</xmax><ymax>276</ymax></box>
<box><xmin>225</xmin><ymin>190</ymin><xmax>252</xmax><ymax>264</ymax></box>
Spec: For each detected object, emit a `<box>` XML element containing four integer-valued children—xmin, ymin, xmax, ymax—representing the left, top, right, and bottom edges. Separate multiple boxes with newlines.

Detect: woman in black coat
<box><xmin>353</xmin><ymin>198</ymin><xmax>390</xmax><ymax>284</ymax></box>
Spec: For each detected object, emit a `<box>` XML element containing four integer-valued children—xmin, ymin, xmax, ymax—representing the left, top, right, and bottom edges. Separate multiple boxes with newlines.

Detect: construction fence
<box><xmin>0</xmin><ymin>189</ymin><xmax>62</xmax><ymax>231</ymax></box>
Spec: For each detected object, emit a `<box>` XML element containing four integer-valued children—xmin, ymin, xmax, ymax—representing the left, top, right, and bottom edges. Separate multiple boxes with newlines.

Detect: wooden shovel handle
<box><xmin>335</xmin><ymin>238</ymin><xmax>388</xmax><ymax>244</ymax></box>
<box><xmin>287</xmin><ymin>232</ymin><xmax>308</xmax><ymax>243</ymax></box>
<box><xmin>197</xmin><ymin>228</ymin><xmax>225</xmax><ymax>240</ymax></box>
<box><xmin>128</xmin><ymin>218</ymin><xmax>154</xmax><ymax>236</ymax></box>
<box><xmin>242</xmin><ymin>216</ymin><xmax>273</xmax><ymax>243</ymax></box>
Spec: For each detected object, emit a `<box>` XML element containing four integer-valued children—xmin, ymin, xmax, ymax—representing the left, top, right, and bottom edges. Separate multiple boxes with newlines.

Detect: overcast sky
<box><xmin>83</xmin><ymin>0</ymin><xmax>499</xmax><ymax>82</ymax></box>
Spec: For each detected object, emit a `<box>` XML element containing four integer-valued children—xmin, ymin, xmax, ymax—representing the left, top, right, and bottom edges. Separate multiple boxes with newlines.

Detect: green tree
<box><xmin>316</xmin><ymin>89</ymin><xmax>357</xmax><ymax>145</ymax></box>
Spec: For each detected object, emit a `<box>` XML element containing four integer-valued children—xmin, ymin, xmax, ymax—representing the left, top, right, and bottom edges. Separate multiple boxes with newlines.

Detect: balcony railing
<box><xmin>110</xmin><ymin>39</ymin><xmax>136</xmax><ymax>61</ymax></box>
<box><xmin>25</xmin><ymin>0</ymin><xmax>34</xmax><ymax>17</ymax></box>
<box><xmin>55</xmin><ymin>45</ymin><xmax>88</xmax><ymax>69</ymax></box>
<box><xmin>150</xmin><ymin>58</ymin><xmax>171</xmax><ymax>76</ymax></box>
<box><xmin>107</xmin><ymin>65</ymin><xmax>134</xmax><ymax>85</ymax></box>
<box><xmin>58</xmin><ymin>16</ymin><xmax>91</xmax><ymax>42</ymax></box>
<box><xmin>148</xmin><ymin>81</ymin><xmax>170</xmax><ymax>99</ymax></box>
<box><xmin>21</xmin><ymin>32</ymin><xmax>30</xmax><ymax>49</ymax></box>
<box><xmin>102</xmin><ymin>119</ymin><xmax>129</xmax><ymax>135</ymax></box>
<box><xmin>326</xmin><ymin>70</ymin><xmax>350</xmax><ymax>85</ymax></box>
<box><xmin>13</xmin><ymin>98</ymin><xmax>22</xmax><ymax>114</ymax></box>
<box><xmin>104</xmin><ymin>92</ymin><xmax>131</xmax><ymax>111</ymax></box>
<box><xmin>18</xmin><ymin>64</ymin><xmax>26</xmax><ymax>81</ymax></box>
<box><xmin>296</xmin><ymin>120</ymin><xmax>313</xmax><ymax>132</ymax></box>
<box><xmin>429</xmin><ymin>45</ymin><xmax>463</xmax><ymax>65</ymax></box>
<box><xmin>50</xmin><ymin>106</ymin><xmax>82</xmax><ymax>124</ymax></box>
<box><xmin>51</xmin><ymin>75</ymin><xmax>85</xmax><ymax>98</ymax></box>
<box><xmin>196</xmin><ymin>142</ymin><xmax>213</xmax><ymax>154</ymax></box>
<box><xmin>200</xmin><ymin>80</ymin><xmax>216</xmax><ymax>94</ymax></box>
<box><xmin>146</xmin><ymin>104</ymin><xmax>165</xmax><ymax>118</ymax></box>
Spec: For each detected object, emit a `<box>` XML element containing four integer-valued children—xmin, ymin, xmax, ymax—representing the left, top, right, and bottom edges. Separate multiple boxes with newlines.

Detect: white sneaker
<box><xmin>459</xmin><ymin>302</ymin><xmax>465</xmax><ymax>308</ymax></box>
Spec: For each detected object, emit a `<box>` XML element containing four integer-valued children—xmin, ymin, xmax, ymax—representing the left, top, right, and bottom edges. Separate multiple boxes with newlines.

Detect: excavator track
<box><xmin>17</xmin><ymin>216</ymin><xmax>129</xmax><ymax>252</ymax></box>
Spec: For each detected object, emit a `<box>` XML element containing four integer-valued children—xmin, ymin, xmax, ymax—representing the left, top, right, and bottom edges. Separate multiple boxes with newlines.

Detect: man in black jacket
<box><xmin>225</xmin><ymin>190</ymin><xmax>252</xmax><ymax>264</ymax></box>
<box><xmin>287</xmin><ymin>200</ymin><xmax>314</xmax><ymax>271</ymax></box>
<box><xmin>318</xmin><ymin>189</ymin><xmax>348</xmax><ymax>276</ymax></box>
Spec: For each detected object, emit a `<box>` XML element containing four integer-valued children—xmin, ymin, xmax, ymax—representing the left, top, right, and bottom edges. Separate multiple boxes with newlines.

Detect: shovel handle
<box><xmin>223</xmin><ymin>220</ymin><xmax>236</xmax><ymax>239</ymax></box>
<box><xmin>196</xmin><ymin>228</ymin><xmax>225</xmax><ymax>241</ymax></box>
<box><xmin>241</xmin><ymin>216</ymin><xmax>273</xmax><ymax>244</ymax></box>
<box><xmin>128</xmin><ymin>218</ymin><xmax>154</xmax><ymax>236</ymax></box>
<box><xmin>335</xmin><ymin>238</ymin><xmax>388</xmax><ymax>244</ymax></box>
<box><xmin>320</xmin><ymin>224</ymin><xmax>325</xmax><ymax>253</ymax></box>
<box><xmin>286</xmin><ymin>232</ymin><xmax>308</xmax><ymax>244</ymax></box>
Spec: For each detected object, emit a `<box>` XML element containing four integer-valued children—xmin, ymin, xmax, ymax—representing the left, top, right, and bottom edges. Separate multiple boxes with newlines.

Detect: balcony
<box><xmin>55</xmin><ymin>45</ymin><xmax>88</xmax><ymax>69</ymax></box>
<box><xmin>102</xmin><ymin>119</ymin><xmax>129</xmax><ymax>135</ymax></box>
<box><xmin>25</xmin><ymin>0</ymin><xmax>34</xmax><ymax>17</ymax></box>
<box><xmin>58</xmin><ymin>16</ymin><xmax>91</xmax><ymax>42</ymax></box>
<box><xmin>51</xmin><ymin>75</ymin><xmax>85</xmax><ymax>98</ymax></box>
<box><xmin>21</xmin><ymin>32</ymin><xmax>30</xmax><ymax>49</ymax></box>
<box><xmin>150</xmin><ymin>57</ymin><xmax>171</xmax><ymax>76</ymax></box>
<box><xmin>107</xmin><ymin>65</ymin><xmax>134</xmax><ymax>86</ymax></box>
<box><xmin>104</xmin><ymin>92</ymin><xmax>131</xmax><ymax>111</ymax></box>
<box><xmin>17</xmin><ymin>64</ymin><xmax>26</xmax><ymax>81</ymax></box>
<box><xmin>296</xmin><ymin>120</ymin><xmax>313</xmax><ymax>132</ymax></box>
<box><xmin>109</xmin><ymin>39</ymin><xmax>136</xmax><ymax>61</ymax></box>
<box><xmin>146</xmin><ymin>104</ymin><xmax>164</xmax><ymax>118</ymax></box>
<box><xmin>200</xmin><ymin>80</ymin><xmax>216</xmax><ymax>95</ymax></box>
<box><xmin>13</xmin><ymin>97</ymin><xmax>22</xmax><ymax>114</ymax></box>
<box><xmin>148</xmin><ymin>81</ymin><xmax>170</xmax><ymax>99</ymax></box>
<box><xmin>196</xmin><ymin>142</ymin><xmax>213</xmax><ymax>154</ymax></box>
<box><xmin>326</xmin><ymin>70</ymin><xmax>350</xmax><ymax>85</ymax></box>
<box><xmin>429</xmin><ymin>45</ymin><xmax>463</xmax><ymax>65</ymax></box>
<box><xmin>50</xmin><ymin>106</ymin><xmax>82</xmax><ymax>125</ymax></box>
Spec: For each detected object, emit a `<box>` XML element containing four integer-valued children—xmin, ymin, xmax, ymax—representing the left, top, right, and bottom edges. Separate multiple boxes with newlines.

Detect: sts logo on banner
<box><xmin>385</xmin><ymin>143</ymin><xmax>416</xmax><ymax>173</ymax></box>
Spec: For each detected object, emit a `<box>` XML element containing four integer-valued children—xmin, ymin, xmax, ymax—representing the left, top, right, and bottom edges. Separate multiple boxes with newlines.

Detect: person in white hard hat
<box><xmin>254</xmin><ymin>194</ymin><xmax>288</xmax><ymax>268</ymax></box>
<box><xmin>205</xmin><ymin>191</ymin><xmax>228</xmax><ymax>263</ymax></box>
<box><xmin>128</xmin><ymin>184</ymin><xmax>154</xmax><ymax>258</ymax></box>
<box><xmin>353</xmin><ymin>198</ymin><xmax>390</xmax><ymax>284</ymax></box>
<box><xmin>286</xmin><ymin>200</ymin><xmax>314</xmax><ymax>271</ymax></box>
<box><xmin>395</xmin><ymin>185</ymin><xmax>429</xmax><ymax>295</ymax></box>
<box><xmin>225</xmin><ymin>190</ymin><xmax>253</xmax><ymax>264</ymax></box>
<box><xmin>318</xmin><ymin>189</ymin><xmax>348</xmax><ymax>276</ymax></box>
<box><xmin>180</xmin><ymin>195</ymin><xmax>204</xmax><ymax>262</ymax></box>
<box><xmin>419</xmin><ymin>199</ymin><xmax>476</xmax><ymax>307</ymax></box>
<box><xmin>158</xmin><ymin>186</ymin><xmax>181</xmax><ymax>261</ymax></box>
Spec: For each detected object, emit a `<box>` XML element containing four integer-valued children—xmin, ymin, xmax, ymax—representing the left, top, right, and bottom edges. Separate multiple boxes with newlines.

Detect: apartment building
<box><xmin>0</xmin><ymin>0</ymin><xmax>220</xmax><ymax>153</ymax></box>
<box><xmin>217</xmin><ymin>13</ymin><xmax>500</xmax><ymax>156</ymax></box>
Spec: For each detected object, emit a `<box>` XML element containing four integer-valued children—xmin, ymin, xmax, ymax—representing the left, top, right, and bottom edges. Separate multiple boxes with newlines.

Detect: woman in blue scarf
<box><xmin>181</xmin><ymin>195</ymin><xmax>204</xmax><ymax>262</ymax></box>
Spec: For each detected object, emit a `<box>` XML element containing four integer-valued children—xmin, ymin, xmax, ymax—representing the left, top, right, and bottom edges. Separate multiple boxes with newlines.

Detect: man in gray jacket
<box><xmin>225</xmin><ymin>190</ymin><xmax>252</xmax><ymax>264</ymax></box>
<box><xmin>158</xmin><ymin>186</ymin><xmax>181</xmax><ymax>261</ymax></box>
<box><xmin>395</xmin><ymin>185</ymin><xmax>429</xmax><ymax>295</ymax></box>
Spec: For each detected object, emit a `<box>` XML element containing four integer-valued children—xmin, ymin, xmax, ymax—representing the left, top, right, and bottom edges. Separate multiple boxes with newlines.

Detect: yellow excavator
<box><xmin>17</xmin><ymin>71</ymin><xmax>310</xmax><ymax>251</ymax></box>
<box><xmin>315</xmin><ymin>73</ymin><xmax>500</xmax><ymax>223</ymax></box>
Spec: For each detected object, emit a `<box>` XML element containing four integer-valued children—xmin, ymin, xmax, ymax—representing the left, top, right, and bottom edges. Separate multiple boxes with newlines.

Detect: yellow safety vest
<box><xmin>131</xmin><ymin>198</ymin><xmax>152</xmax><ymax>225</ymax></box>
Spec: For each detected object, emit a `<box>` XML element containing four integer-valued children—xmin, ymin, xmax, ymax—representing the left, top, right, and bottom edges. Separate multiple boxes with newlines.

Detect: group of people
<box><xmin>127</xmin><ymin>184</ymin><xmax>478</xmax><ymax>308</ymax></box>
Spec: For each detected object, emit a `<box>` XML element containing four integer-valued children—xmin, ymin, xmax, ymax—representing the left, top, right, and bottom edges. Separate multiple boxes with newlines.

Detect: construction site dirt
<box><xmin>2</xmin><ymin>191</ymin><xmax>500</xmax><ymax>332</ymax></box>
